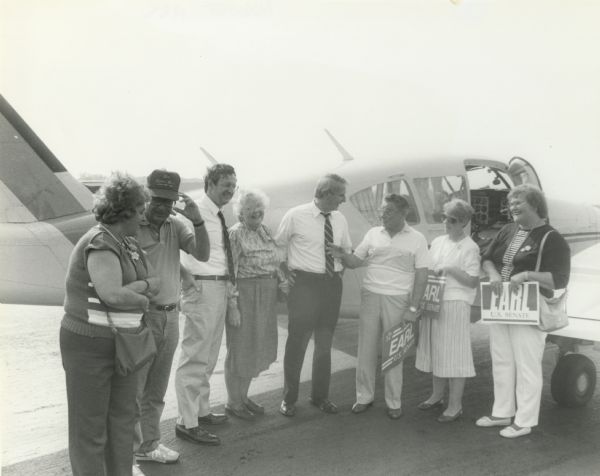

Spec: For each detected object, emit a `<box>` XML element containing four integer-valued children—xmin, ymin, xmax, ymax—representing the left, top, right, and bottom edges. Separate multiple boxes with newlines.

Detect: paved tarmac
<box><xmin>1</xmin><ymin>305</ymin><xmax>599</xmax><ymax>476</ymax></box>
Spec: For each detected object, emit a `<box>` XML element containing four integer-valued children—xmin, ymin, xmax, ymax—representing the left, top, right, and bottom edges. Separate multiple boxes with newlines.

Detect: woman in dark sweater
<box><xmin>476</xmin><ymin>183</ymin><xmax>570</xmax><ymax>438</ymax></box>
<box><xmin>60</xmin><ymin>172</ymin><xmax>158</xmax><ymax>476</ymax></box>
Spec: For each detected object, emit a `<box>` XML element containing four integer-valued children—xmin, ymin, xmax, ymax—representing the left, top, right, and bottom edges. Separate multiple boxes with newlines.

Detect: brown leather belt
<box><xmin>239</xmin><ymin>272</ymin><xmax>278</xmax><ymax>279</ymax></box>
<box><xmin>193</xmin><ymin>275</ymin><xmax>230</xmax><ymax>281</ymax></box>
<box><xmin>155</xmin><ymin>303</ymin><xmax>178</xmax><ymax>311</ymax></box>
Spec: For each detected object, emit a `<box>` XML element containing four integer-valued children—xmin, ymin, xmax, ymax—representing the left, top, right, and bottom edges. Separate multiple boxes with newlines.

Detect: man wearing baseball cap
<box><xmin>133</xmin><ymin>169</ymin><xmax>211</xmax><ymax>468</ymax></box>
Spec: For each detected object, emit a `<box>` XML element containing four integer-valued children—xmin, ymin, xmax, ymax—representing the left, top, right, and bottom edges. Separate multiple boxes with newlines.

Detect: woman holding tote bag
<box><xmin>476</xmin><ymin>184</ymin><xmax>570</xmax><ymax>439</ymax></box>
<box><xmin>60</xmin><ymin>172</ymin><xmax>159</xmax><ymax>476</ymax></box>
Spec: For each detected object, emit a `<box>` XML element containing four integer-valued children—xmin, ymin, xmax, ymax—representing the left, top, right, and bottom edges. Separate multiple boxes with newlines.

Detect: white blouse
<box><xmin>429</xmin><ymin>234</ymin><xmax>481</xmax><ymax>305</ymax></box>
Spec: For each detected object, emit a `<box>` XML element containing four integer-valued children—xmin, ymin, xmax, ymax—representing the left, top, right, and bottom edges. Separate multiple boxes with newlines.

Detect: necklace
<box><xmin>99</xmin><ymin>225</ymin><xmax>141</xmax><ymax>261</ymax></box>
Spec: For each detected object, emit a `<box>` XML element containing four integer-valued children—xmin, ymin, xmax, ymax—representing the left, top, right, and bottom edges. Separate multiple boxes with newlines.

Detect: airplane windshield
<box><xmin>413</xmin><ymin>175</ymin><xmax>467</xmax><ymax>224</ymax></box>
<box><xmin>350</xmin><ymin>178</ymin><xmax>418</xmax><ymax>226</ymax></box>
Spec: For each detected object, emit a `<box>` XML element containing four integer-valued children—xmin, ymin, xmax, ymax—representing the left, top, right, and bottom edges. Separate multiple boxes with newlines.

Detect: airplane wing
<box><xmin>550</xmin><ymin>242</ymin><xmax>600</xmax><ymax>341</ymax></box>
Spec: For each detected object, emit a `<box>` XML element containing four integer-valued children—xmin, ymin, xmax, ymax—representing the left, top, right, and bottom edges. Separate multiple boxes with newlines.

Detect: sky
<box><xmin>1</xmin><ymin>0</ymin><xmax>599</xmax><ymax>203</ymax></box>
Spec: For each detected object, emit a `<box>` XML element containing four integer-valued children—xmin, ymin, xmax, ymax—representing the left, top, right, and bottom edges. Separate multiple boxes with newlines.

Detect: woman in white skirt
<box><xmin>415</xmin><ymin>199</ymin><xmax>480</xmax><ymax>422</ymax></box>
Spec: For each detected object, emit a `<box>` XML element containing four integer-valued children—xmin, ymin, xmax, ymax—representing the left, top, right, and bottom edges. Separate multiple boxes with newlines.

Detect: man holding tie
<box><xmin>275</xmin><ymin>174</ymin><xmax>352</xmax><ymax>416</ymax></box>
<box><xmin>175</xmin><ymin>164</ymin><xmax>237</xmax><ymax>444</ymax></box>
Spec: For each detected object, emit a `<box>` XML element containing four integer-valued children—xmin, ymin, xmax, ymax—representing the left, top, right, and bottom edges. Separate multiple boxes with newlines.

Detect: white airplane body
<box><xmin>1</xmin><ymin>93</ymin><xmax>599</xmax><ymax>406</ymax></box>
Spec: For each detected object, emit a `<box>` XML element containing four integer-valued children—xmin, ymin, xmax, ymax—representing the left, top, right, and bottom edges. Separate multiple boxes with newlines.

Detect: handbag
<box><xmin>107</xmin><ymin>313</ymin><xmax>157</xmax><ymax>376</ymax></box>
<box><xmin>534</xmin><ymin>231</ymin><xmax>569</xmax><ymax>332</ymax></box>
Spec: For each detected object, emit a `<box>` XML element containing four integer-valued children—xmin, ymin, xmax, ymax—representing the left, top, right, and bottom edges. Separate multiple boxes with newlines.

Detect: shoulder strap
<box><xmin>105</xmin><ymin>312</ymin><xmax>119</xmax><ymax>334</ymax></box>
<box><xmin>535</xmin><ymin>230</ymin><xmax>553</xmax><ymax>272</ymax></box>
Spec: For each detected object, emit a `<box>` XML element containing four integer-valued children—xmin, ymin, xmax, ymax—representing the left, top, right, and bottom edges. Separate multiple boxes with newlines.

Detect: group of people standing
<box><xmin>60</xmin><ymin>165</ymin><xmax>570</xmax><ymax>476</ymax></box>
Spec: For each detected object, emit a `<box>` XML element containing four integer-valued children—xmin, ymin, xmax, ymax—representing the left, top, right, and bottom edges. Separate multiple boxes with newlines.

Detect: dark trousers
<box><xmin>283</xmin><ymin>271</ymin><xmax>343</xmax><ymax>404</ymax></box>
<box><xmin>60</xmin><ymin>327</ymin><xmax>139</xmax><ymax>476</ymax></box>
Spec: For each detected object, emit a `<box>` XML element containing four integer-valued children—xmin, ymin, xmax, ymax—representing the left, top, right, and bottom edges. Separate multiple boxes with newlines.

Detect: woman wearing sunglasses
<box><xmin>415</xmin><ymin>198</ymin><xmax>480</xmax><ymax>422</ymax></box>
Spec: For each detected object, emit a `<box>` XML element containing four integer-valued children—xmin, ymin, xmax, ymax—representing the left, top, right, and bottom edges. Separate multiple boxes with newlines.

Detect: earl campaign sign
<box><xmin>420</xmin><ymin>271</ymin><xmax>446</xmax><ymax>318</ymax></box>
<box><xmin>382</xmin><ymin>322</ymin><xmax>415</xmax><ymax>372</ymax></box>
<box><xmin>480</xmin><ymin>281</ymin><xmax>540</xmax><ymax>325</ymax></box>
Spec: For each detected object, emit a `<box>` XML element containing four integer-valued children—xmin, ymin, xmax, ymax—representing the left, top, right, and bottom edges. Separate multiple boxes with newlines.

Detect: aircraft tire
<box><xmin>550</xmin><ymin>353</ymin><xmax>596</xmax><ymax>408</ymax></box>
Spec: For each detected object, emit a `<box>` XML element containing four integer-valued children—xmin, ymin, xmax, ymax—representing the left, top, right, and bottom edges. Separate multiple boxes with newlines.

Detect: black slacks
<box><xmin>283</xmin><ymin>270</ymin><xmax>343</xmax><ymax>404</ymax></box>
<box><xmin>60</xmin><ymin>327</ymin><xmax>139</xmax><ymax>476</ymax></box>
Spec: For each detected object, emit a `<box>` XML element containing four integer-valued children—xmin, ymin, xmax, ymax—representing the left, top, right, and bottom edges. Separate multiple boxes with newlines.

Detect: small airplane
<box><xmin>1</xmin><ymin>93</ymin><xmax>599</xmax><ymax>410</ymax></box>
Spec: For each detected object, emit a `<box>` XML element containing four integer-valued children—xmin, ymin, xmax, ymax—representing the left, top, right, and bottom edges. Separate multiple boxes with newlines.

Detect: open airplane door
<box><xmin>507</xmin><ymin>156</ymin><xmax>543</xmax><ymax>189</ymax></box>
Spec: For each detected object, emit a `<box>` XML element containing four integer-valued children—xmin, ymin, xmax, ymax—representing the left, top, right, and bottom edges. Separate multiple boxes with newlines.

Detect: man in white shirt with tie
<box><xmin>175</xmin><ymin>164</ymin><xmax>237</xmax><ymax>445</ymax></box>
<box><xmin>275</xmin><ymin>174</ymin><xmax>352</xmax><ymax>417</ymax></box>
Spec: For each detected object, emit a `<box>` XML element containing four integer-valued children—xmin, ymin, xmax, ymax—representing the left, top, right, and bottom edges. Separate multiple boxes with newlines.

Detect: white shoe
<box><xmin>499</xmin><ymin>425</ymin><xmax>531</xmax><ymax>439</ymax></box>
<box><xmin>132</xmin><ymin>465</ymin><xmax>146</xmax><ymax>476</ymax></box>
<box><xmin>475</xmin><ymin>415</ymin><xmax>512</xmax><ymax>427</ymax></box>
<box><xmin>135</xmin><ymin>443</ymin><xmax>180</xmax><ymax>464</ymax></box>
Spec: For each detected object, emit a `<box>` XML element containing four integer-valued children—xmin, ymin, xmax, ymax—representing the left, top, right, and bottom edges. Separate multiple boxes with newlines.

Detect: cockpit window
<box><xmin>413</xmin><ymin>175</ymin><xmax>468</xmax><ymax>224</ymax></box>
<box><xmin>350</xmin><ymin>178</ymin><xmax>418</xmax><ymax>226</ymax></box>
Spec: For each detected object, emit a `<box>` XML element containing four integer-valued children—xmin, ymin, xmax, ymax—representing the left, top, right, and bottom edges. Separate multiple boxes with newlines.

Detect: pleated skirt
<box><xmin>225</xmin><ymin>277</ymin><xmax>278</xmax><ymax>378</ymax></box>
<box><xmin>415</xmin><ymin>300</ymin><xmax>475</xmax><ymax>378</ymax></box>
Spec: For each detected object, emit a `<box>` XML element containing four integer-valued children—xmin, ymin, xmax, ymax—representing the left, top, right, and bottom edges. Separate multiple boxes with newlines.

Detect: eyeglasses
<box><xmin>150</xmin><ymin>197</ymin><xmax>174</xmax><ymax>208</ymax></box>
<box><xmin>442</xmin><ymin>215</ymin><xmax>458</xmax><ymax>224</ymax></box>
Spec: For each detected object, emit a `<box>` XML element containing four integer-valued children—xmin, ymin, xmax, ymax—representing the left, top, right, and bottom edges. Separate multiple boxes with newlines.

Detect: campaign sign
<box><xmin>480</xmin><ymin>282</ymin><xmax>540</xmax><ymax>325</ymax></box>
<box><xmin>420</xmin><ymin>271</ymin><xmax>446</xmax><ymax>318</ymax></box>
<box><xmin>381</xmin><ymin>321</ymin><xmax>415</xmax><ymax>373</ymax></box>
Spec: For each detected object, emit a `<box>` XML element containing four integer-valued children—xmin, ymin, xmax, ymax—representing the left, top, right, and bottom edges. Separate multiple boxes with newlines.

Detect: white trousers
<box><xmin>489</xmin><ymin>324</ymin><xmax>546</xmax><ymax>428</ymax></box>
<box><xmin>356</xmin><ymin>290</ymin><xmax>409</xmax><ymax>410</ymax></box>
<box><xmin>176</xmin><ymin>281</ymin><xmax>228</xmax><ymax>428</ymax></box>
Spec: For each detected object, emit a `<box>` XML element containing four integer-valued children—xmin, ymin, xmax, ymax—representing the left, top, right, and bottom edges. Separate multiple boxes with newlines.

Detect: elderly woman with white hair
<box><xmin>415</xmin><ymin>198</ymin><xmax>480</xmax><ymax>423</ymax></box>
<box><xmin>224</xmin><ymin>189</ymin><xmax>285</xmax><ymax>419</ymax></box>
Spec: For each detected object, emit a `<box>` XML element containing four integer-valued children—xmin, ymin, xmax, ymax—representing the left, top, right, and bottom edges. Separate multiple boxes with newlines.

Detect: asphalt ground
<box><xmin>1</xmin><ymin>305</ymin><xmax>599</xmax><ymax>476</ymax></box>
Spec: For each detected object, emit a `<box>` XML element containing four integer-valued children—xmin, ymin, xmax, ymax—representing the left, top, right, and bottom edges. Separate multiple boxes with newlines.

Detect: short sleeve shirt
<box><xmin>137</xmin><ymin>214</ymin><xmax>196</xmax><ymax>304</ymax></box>
<box><xmin>354</xmin><ymin>225</ymin><xmax>430</xmax><ymax>295</ymax></box>
<box><xmin>429</xmin><ymin>234</ymin><xmax>481</xmax><ymax>304</ymax></box>
<box><xmin>229</xmin><ymin>222</ymin><xmax>281</xmax><ymax>278</ymax></box>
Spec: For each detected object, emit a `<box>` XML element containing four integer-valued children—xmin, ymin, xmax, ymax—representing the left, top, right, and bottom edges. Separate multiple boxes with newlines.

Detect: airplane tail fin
<box><xmin>324</xmin><ymin>129</ymin><xmax>355</xmax><ymax>162</ymax></box>
<box><xmin>200</xmin><ymin>147</ymin><xmax>219</xmax><ymax>165</ymax></box>
<box><xmin>0</xmin><ymin>95</ymin><xmax>93</xmax><ymax>223</ymax></box>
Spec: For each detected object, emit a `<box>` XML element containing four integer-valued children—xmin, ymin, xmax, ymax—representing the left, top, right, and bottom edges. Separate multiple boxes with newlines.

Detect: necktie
<box><xmin>217</xmin><ymin>211</ymin><xmax>236</xmax><ymax>284</ymax></box>
<box><xmin>322</xmin><ymin>212</ymin><xmax>334</xmax><ymax>276</ymax></box>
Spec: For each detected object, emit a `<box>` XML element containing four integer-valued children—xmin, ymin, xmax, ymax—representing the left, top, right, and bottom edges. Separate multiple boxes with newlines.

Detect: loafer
<box><xmin>437</xmin><ymin>409</ymin><xmax>462</xmax><ymax>423</ymax></box>
<box><xmin>351</xmin><ymin>402</ymin><xmax>373</xmax><ymax>414</ymax></box>
<box><xmin>225</xmin><ymin>404</ymin><xmax>255</xmax><ymax>421</ymax></box>
<box><xmin>310</xmin><ymin>398</ymin><xmax>339</xmax><ymax>414</ymax></box>
<box><xmin>499</xmin><ymin>425</ymin><xmax>531</xmax><ymax>439</ymax></box>
<box><xmin>279</xmin><ymin>401</ymin><xmax>296</xmax><ymax>417</ymax></box>
<box><xmin>475</xmin><ymin>415</ymin><xmax>512</xmax><ymax>428</ymax></box>
<box><xmin>243</xmin><ymin>398</ymin><xmax>265</xmax><ymax>415</ymax></box>
<box><xmin>197</xmin><ymin>412</ymin><xmax>228</xmax><ymax>425</ymax></box>
<box><xmin>135</xmin><ymin>443</ymin><xmax>179</xmax><ymax>464</ymax></box>
<box><xmin>417</xmin><ymin>399</ymin><xmax>444</xmax><ymax>411</ymax></box>
<box><xmin>132</xmin><ymin>465</ymin><xmax>146</xmax><ymax>476</ymax></box>
<box><xmin>175</xmin><ymin>424</ymin><xmax>221</xmax><ymax>445</ymax></box>
<box><xmin>387</xmin><ymin>407</ymin><xmax>404</xmax><ymax>420</ymax></box>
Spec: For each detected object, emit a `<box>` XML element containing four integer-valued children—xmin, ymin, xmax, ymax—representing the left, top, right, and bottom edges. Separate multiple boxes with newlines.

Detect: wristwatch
<box><xmin>409</xmin><ymin>305</ymin><xmax>418</xmax><ymax>313</ymax></box>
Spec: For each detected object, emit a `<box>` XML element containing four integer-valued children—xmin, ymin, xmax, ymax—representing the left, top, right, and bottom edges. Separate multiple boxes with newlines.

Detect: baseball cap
<box><xmin>147</xmin><ymin>169</ymin><xmax>181</xmax><ymax>201</ymax></box>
